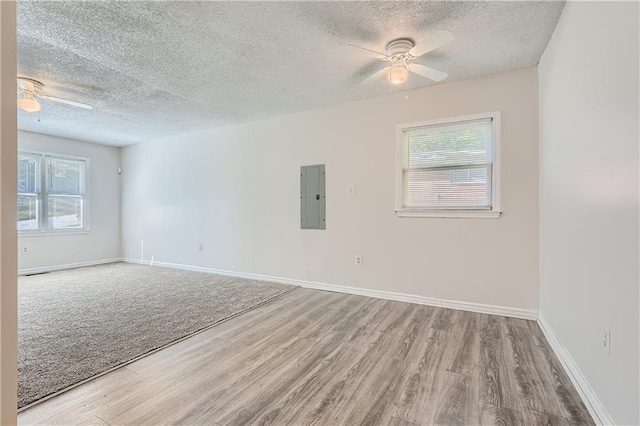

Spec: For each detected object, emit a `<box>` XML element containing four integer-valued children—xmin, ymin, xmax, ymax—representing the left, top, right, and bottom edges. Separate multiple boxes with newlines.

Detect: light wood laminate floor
<box><xmin>19</xmin><ymin>288</ymin><xmax>593</xmax><ymax>426</ymax></box>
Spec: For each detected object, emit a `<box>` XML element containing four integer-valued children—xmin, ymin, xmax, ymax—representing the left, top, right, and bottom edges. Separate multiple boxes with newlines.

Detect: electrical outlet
<box><xmin>198</xmin><ymin>243</ymin><xmax>204</xmax><ymax>252</ymax></box>
<box><xmin>22</xmin><ymin>246</ymin><xmax>28</xmax><ymax>254</ymax></box>
<box><xmin>347</xmin><ymin>185</ymin><xmax>355</xmax><ymax>196</ymax></box>
<box><xmin>354</xmin><ymin>255</ymin><xmax>363</xmax><ymax>266</ymax></box>
<box><xmin>602</xmin><ymin>326</ymin><xmax>611</xmax><ymax>356</ymax></box>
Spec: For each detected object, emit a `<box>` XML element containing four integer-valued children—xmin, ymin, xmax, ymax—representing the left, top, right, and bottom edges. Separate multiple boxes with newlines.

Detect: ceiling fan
<box><xmin>17</xmin><ymin>77</ymin><xmax>93</xmax><ymax>113</ymax></box>
<box><xmin>349</xmin><ymin>30</ymin><xmax>454</xmax><ymax>85</ymax></box>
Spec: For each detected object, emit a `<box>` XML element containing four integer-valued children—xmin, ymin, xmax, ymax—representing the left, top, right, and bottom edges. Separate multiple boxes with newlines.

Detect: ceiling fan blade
<box><xmin>409</xmin><ymin>64</ymin><xmax>448</xmax><ymax>82</ymax></box>
<box><xmin>360</xmin><ymin>66</ymin><xmax>390</xmax><ymax>84</ymax></box>
<box><xmin>42</xmin><ymin>95</ymin><xmax>93</xmax><ymax>110</ymax></box>
<box><xmin>347</xmin><ymin>44</ymin><xmax>388</xmax><ymax>60</ymax></box>
<box><xmin>409</xmin><ymin>30</ymin><xmax>454</xmax><ymax>58</ymax></box>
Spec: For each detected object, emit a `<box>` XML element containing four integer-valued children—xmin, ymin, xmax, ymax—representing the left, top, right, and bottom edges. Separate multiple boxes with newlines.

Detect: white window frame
<box><xmin>18</xmin><ymin>150</ymin><xmax>90</xmax><ymax>236</ymax></box>
<box><xmin>395</xmin><ymin>111</ymin><xmax>501</xmax><ymax>218</ymax></box>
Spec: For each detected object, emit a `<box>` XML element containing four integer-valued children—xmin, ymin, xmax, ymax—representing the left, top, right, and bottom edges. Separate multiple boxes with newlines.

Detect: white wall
<box><xmin>122</xmin><ymin>67</ymin><xmax>540</xmax><ymax>312</ymax></box>
<box><xmin>18</xmin><ymin>131</ymin><xmax>121</xmax><ymax>271</ymax></box>
<box><xmin>539</xmin><ymin>2</ymin><xmax>639</xmax><ymax>424</ymax></box>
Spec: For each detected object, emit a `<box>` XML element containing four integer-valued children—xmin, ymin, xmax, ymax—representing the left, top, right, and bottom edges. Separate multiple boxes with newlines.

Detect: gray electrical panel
<box><xmin>300</xmin><ymin>164</ymin><xmax>326</xmax><ymax>230</ymax></box>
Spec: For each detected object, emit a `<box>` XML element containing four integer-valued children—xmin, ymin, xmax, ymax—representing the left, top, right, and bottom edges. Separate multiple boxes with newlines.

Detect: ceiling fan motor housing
<box><xmin>17</xmin><ymin>77</ymin><xmax>44</xmax><ymax>95</ymax></box>
<box><xmin>386</xmin><ymin>39</ymin><xmax>414</xmax><ymax>57</ymax></box>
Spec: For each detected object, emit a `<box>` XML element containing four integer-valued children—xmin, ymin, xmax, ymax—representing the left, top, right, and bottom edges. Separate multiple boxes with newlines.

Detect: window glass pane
<box><xmin>407</xmin><ymin>119</ymin><xmax>492</xmax><ymax>169</ymax></box>
<box><xmin>47</xmin><ymin>157</ymin><xmax>84</xmax><ymax>195</ymax></box>
<box><xmin>403</xmin><ymin>166</ymin><xmax>491</xmax><ymax>208</ymax></box>
<box><xmin>48</xmin><ymin>195</ymin><xmax>83</xmax><ymax>229</ymax></box>
<box><xmin>18</xmin><ymin>153</ymin><xmax>39</xmax><ymax>193</ymax></box>
<box><xmin>17</xmin><ymin>194</ymin><xmax>38</xmax><ymax>230</ymax></box>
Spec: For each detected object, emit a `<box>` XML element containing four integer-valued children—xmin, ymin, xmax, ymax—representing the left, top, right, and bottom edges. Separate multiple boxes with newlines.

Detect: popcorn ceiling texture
<box><xmin>17</xmin><ymin>1</ymin><xmax>564</xmax><ymax>146</ymax></box>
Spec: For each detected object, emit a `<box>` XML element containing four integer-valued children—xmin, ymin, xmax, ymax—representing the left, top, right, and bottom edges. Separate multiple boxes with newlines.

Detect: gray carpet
<box><xmin>18</xmin><ymin>262</ymin><xmax>295</xmax><ymax>409</ymax></box>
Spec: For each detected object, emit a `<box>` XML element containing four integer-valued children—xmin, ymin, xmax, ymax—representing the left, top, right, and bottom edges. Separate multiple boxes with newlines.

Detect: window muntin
<box><xmin>18</xmin><ymin>152</ymin><xmax>88</xmax><ymax>232</ymax></box>
<box><xmin>396</xmin><ymin>112</ymin><xmax>500</xmax><ymax>218</ymax></box>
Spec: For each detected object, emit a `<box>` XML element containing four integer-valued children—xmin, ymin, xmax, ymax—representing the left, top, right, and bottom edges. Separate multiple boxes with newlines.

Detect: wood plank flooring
<box><xmin>18</xmin><ymin>288</ymin><xmax>593</xmax><ymax>426</ymax></box>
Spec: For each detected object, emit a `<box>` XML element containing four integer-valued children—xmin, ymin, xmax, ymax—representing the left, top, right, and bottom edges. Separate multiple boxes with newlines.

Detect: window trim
<box><xmin>394</xmin><ymin>111</ymin><xmax>502</xmax><ymax>219</ymax></box>
<box><xmin>18</xmin><ymin>150</ymin><xmax>91</xmax><ymax>235</ymax></box>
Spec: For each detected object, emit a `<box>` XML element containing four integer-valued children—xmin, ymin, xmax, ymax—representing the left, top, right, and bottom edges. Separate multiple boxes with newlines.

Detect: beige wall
<box><xmin>17</xmin><ymin>131</ymin><xmax>121</xmax><ymax>272</ymax></box>
<box><xmin>0</xmin><ymin>1</ymin><xmax>17</xmax><ymax>424</ymax></box>
<box><xmin>122</xmin><ymin>66</ymin><xmax>540</xmax><ymax>312</ymax></box>
<box><xmin>539</xmin><ymin>1</ymin><xmax>639</xmax><ymax>424</ymax></box>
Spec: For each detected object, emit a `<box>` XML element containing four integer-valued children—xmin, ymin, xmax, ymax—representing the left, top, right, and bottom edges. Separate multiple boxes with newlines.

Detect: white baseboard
<box><xmin>537</xmin><ymin>314</ymin><xmax>613</xmax><ymax>425</ymax></box>
<box><xmin>18</xmin><ymin>258</ymin><xmax>123</xmax><ymax>276</ymax></box>
<box><xmin>122</xmin><ymin>258</ymin><xmax>538</xmax><ymax>321</ymax></box>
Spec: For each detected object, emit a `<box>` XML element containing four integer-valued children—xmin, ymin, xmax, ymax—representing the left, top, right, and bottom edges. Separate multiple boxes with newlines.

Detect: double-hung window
<box><xmin>395</xmin><ymin>112</ymin><xmax>501</xmax><ymax>218</ymax></box>
<box><xmin>18</xmin><ymin>151</ymin><xmax>88</xmax><ymax>233</ymax></box>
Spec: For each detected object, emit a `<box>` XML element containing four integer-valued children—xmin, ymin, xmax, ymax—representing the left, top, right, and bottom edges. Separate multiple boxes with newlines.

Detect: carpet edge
<box><xmin>18</xmin><ymin>285</ymin><xmax>300</xmax><ymax>413</ymax></box>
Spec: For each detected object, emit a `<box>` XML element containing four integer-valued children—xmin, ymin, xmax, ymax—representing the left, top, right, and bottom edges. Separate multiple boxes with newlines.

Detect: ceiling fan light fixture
<box><xmin>388</xmin><ymin>64</ymin><xmax>409</xmax><ymax>85</ymax></box>
<box><xmin>17</xmin><ymin>94</ymin><xmax>41</xmax><ymax>113</ymax></box>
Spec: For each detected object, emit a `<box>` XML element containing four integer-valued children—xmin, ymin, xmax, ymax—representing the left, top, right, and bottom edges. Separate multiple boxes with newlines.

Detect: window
<box><xmin>18</xmin><ymin>152</ymin><xmax>88</xmax><ymax>233</ymax></box>
<box><xmin>395</xmin><ymin>112</ymin><xmax>501</xmax><ymax>218</ymax></box>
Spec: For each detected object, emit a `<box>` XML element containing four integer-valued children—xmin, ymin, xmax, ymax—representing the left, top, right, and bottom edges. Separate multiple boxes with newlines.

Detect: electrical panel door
<box><xmin>300</xmin><ymin>164</ymin><xmax>326</xmax><ymax>230</ymax></box>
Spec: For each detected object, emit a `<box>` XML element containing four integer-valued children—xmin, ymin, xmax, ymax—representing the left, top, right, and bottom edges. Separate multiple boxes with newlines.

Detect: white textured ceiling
<box><xmin>17</xmin><ymin>1</ymin><xmax>564</xmax><ymax>146</ymax></box>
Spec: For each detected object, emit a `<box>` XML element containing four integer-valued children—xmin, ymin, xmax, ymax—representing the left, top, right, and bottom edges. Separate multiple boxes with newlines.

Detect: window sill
<box><xmin>395</xmin><ymin>209</ymin><xmax>501</xmax><ymax>219</ymax></box>
<box><xmin>19</xmin><ymin>230</ymin><xmax>90</xmax><ymax>237</ymax></box>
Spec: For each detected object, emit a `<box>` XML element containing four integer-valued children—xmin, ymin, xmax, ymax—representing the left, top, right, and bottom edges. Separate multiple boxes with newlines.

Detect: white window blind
<box><xmin>402</xmin><ymin>118</ymin><xmax>494</xmax><ymax>210</ymax></box>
